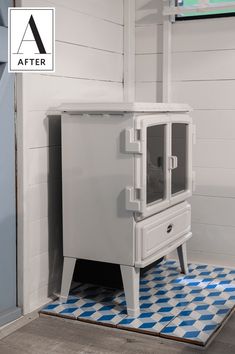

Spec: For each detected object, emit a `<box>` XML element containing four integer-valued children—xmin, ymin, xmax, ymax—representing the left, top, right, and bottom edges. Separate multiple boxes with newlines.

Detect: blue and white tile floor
<box><xmin>41</xmin><ymin>260</ymin><xmax>235</xmax><ymax>346</ymax></box>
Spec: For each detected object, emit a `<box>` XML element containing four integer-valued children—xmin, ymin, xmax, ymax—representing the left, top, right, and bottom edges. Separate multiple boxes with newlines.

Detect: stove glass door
<box><xmin>171</xmin><ymin>123</ymin><xmax>187</xmax><ymax>195</ymax></box>
<box><xmin>146</xmin><ymin>124</ymin><xmax>166</xmax><ymax>205</ymax></box>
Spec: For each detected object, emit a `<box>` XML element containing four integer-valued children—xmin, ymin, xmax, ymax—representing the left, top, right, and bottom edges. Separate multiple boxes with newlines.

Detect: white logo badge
<box><xmin>8</xmin><ymin>8</ymin><xmax>55</xmax><ymax>72</ymax></box>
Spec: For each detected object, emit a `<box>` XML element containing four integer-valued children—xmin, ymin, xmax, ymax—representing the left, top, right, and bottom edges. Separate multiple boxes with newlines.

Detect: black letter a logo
<box><xmin>17</xmin><ymin>15</ymin><xmax>46</xmax><ymax>54</ymax></box>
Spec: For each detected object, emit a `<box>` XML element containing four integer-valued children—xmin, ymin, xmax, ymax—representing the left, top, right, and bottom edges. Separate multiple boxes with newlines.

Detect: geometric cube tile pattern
<box><xmin>41</xmin><ymin>260</ymin><xmax>235</xmax><ymax>346</ymax></box>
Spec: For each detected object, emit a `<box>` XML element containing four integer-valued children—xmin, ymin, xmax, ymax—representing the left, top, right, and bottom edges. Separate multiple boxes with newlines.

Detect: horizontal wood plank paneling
<box><xmin>177</xmin><ymin>250</ymin><xmax>235</xmax><ymax>268</ymax></box>
<box><xmin>173</xmin><ymin>50</ymin><xmax>235</xmax><ymax>81</ymax></box>
<box><xmin>136</xmin><ymin>17</ymin><xmax>235</xmax><ymax>54</ymax></box>
<box><xmin>22</xmin><ymin>75</ymin><xmax>123</xmax><ymax>112</ymax></box>
<box><xmin>20</xmin><ymin>0</ymin><xmax>123</xmax><ymax>52</ymax></box>
<box><xmin>189</xmin><ymin>222</ymin><xmax>235</xmax><ymax>256</ymax></box>
<box><xmin>55</xmin><ymin>9</ymin><xmax>123</xmax><ymax>53</ymax></box>
<box><xmin>193</xmin><ymin>139</ymin><xmax>235</xmax><ymax>169</ymax></box>
<box><xmin>171</xmin><ymin>222</ymin><xmax>235</xmax><ymax>267</ymax></box>
<box><xmin>191</xmin><ymin>195</ymin><xmax>235</xmax><ymax>227</ymax></box>
<box><xmin>53</xmin><ymin>41</ymin><xmax>123</xmax><ymax>82</ymax></box>
<box><xmin>173</xmin><ymin>17</ymin><xmax>235</xmax><ymax>52</ymax></box>
<box><xmin>192</xmin><ymin>110</ymin><xmax>235</xmax><ymax>139</ymax></box>
<box><xmin>21</xmin><ymin>0</ymin><xmax>123</xmax><ymax>24</ymax></box>
<box><xmin>137</xmin><ymin>50</ymin><xmax>235</xmax><ymax>82</ymax></box>
<box><xmin>172</xmin><ymin>81</ymin><xmax>235</xmax><ymax>110</ymax></box>
<box><xmin>135</xmin><ymin>9</ymin><xmax>235</xmax><ymax>267</ymax></box>
<box><xmin>194</xmin><ymin>167</ymin><xmax>235</xmax><ymax>198</ymax></box>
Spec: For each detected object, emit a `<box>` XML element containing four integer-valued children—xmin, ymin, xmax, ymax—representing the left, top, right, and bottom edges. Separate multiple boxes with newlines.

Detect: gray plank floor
<box><xmin>0</xmin><ymin>313</ymin><xmax>235</xmax><ymax>354</ymax></box>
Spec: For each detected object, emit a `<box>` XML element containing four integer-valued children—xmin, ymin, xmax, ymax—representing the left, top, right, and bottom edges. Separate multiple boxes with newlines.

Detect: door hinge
<box><xmin>125</xmin><ymin>187</ymin><xmax>141</xmax><ymax>212</ymax></box>
<box><xmin>124</xmin><ymin>128</ymin><xmax>142</xmax><ymax>154</ymax></box>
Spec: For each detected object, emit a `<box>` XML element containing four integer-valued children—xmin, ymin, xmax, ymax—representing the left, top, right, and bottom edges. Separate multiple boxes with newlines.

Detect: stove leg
<box><xmin>120</xmin><ymin>265</ymin><xmax>140</xmax><ymax>317</ymax></box>
<box><xmin>177</xmin><ymin>243</ymin><xmax>188</xmax><ymax>274</ymax></box>
<box><xmin>60</xmin><ymin>257</ymin><xmax>76</xmax><ymax>302</ymax></box>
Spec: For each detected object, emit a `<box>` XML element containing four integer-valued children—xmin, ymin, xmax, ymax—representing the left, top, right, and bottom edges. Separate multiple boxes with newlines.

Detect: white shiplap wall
<box><xmin>173</xmin><ymin>18</ymin><xmax>235</xmax><ymax>267</ymax></box>
<box><xmin>17</xmin><ymin>0</ymin><xmax>124</xmax><ymax>313</ymax></box>
<box><xmin>135</xmin><ymin>0</ymin><xmax>163</xmax><ymax>102</ymax></box>
<box><xmin>135</xmin><ymin>1</ymin><xmax>235</xmax><ymax>267</ymax></box>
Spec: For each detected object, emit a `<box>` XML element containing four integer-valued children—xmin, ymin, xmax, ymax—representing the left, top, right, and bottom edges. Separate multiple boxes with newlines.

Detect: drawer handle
<box><xmin>167</xmin><ymin>224</ymin><xmax>173</xmax><ymax>233</ymax></box>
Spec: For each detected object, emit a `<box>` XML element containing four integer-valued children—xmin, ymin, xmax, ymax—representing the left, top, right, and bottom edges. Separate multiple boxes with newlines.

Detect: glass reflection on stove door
<box><xmin>172</xmin><ymin>123</ymin><xmax>187</xmax><ymax>195</ymax></box>
<box><xmin>146</xmin><ymin>124</ymin><xmax>165</xmax><ymax>205</ymax></box>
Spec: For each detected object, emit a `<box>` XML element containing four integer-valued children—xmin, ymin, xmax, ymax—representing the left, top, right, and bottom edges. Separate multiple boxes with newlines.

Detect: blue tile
<box><xmin>180</xmin><ymin>320</ymin><xmax>196</xmax><ymax>326</ymax></box>
<box><xmin>203</xmin><ymin>324</ymin><xmax>217</xmax><ymax>331</ymax></box>
<box><xmin>194</xmin><ymin>297</ymin><xmax>206</xmax><ymax>302</ymax></box>
<box><xmin>45</xmin><ymin>304</ymin><xmax>59</xmax><ymax>310</ymax></box>
<box><xmin>158</xmin><ymin>307</ymin><xmax>174</xmax><ymax>313</ymax></box>
<box><xmin>78</xmin><ymin>310</ymin><xmax>96</xmax><ymax>317</ymax></box>
<box><xmin>98</xmin><ymin>315</ymin><xmax>115</xmax><ymax>321</ymax></box>
<box><xmin>161</xmin><ymin>326</ymin><xmax>177</xmax><ymax>334</ymax></box>
<box><xmin>217</xmin><ymin>308</ymin><xmax>229</xmax><ymax>315</ymax></box>
<box><xmin>41</xmin><ymin>260</ymin><xmax>235</xmax><ymax>346</ymax></box>
<box><xmin>139</xmin><ymin>312</ymin><xmax>153</xmax><ymax>318</ymax></box>
<box><xmin>140</xmin><ymin>322</ymin><xmax>156</xmax><ymax>329</ymax></box>
<box><xmin>183</xmin><ymin>331</ymin><xmax>200</xmax><ymax>338</ymax></box>
<box><xmin>200</xmin><ymin>314</ymin><xmax>214</xmax><ymax>321</ymax></box>
<box><xmin>159</xmin><ymin>316</ymin><xmax>174</xmax><ymax>322</ymax></box>
<box><xmin>60</xmin><ymin>308</ymin><xmax>79</xmax><ymax>314</ymax></box>
<box><xmin>179</xmin><ymin>310</ymin><xmax>192</xmax><ymax>316</ymax></box>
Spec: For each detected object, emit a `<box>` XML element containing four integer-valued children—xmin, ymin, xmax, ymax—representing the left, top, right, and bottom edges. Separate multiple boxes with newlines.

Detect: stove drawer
<box><xmin>135</xmin><ymin>202</ymin><xmax>191</xmax><ymax>267</ymax></box>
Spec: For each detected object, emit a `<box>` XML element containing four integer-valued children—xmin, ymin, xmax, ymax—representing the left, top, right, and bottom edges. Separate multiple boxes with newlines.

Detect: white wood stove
<box><xmin>59</xmin><ymin>102</ymin><xmax>195</xmax><ymax>317</ymax></box>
